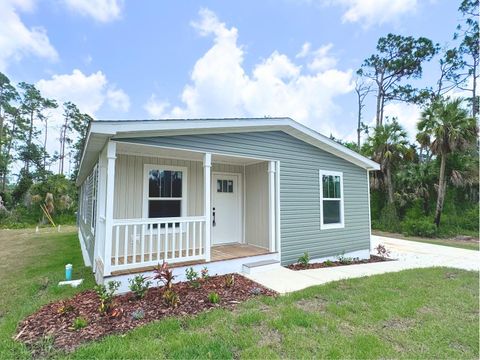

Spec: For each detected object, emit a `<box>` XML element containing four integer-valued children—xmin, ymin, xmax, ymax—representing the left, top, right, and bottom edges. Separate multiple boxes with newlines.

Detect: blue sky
<box><xmin>1</xmin><ymin>0</ymin><xmax>463</xmax><ymax>162</ymax></box>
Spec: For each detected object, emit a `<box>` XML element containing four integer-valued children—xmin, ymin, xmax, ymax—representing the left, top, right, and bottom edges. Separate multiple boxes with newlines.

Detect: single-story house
<box><xmin>76</xmin><ymin>117</ymin><xmax>379</xmax><ymax>292</ymax></box>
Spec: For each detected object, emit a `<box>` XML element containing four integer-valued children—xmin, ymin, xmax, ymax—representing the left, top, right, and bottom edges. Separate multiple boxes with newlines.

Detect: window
<box><xmin>217</xmin><ymin>179</ymin><xmax>233</xmax><ymax>193</ymax></box>
<box><xmin>319</xmin><ymin>170</ymin><xmax>344</xmax><ymax>229</ymax></box>
<box><xmin>144</xmin><ymin>165</ymin><xmax>187</xmax><ymax>221</ymax></box>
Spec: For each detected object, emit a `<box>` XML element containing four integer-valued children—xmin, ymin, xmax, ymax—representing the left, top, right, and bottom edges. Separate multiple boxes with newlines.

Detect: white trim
<box><xmin>242</xmin><ymin>164</ymin><xmax>246</xmax><ymax>244</ymax></box>
<box><xmin>103</xmin><ymin>141</ymin><xmax>116</xmax><ymax>276</ymax></box>
<box><xmin>275</xmin><ymin>161</ymin><xmax>281</xmax><ymax>259</ymax></box>
<box><xmin>367</xmin><ymin>169</ymin><xmax>372</xmax><ymax>244</ymax></box>
<box><xmin>77</xmin><ymin>117</ymin><xmax>380</xmax><ymax>185</ymax></box>
<box><xmin>204</xmin><ymin>153</ymin><xmax>212</xmax><ymax>262</ymax></box>
<box><xmin>268</xmin><ymin>161</ymin><xmax>276</xmax><ymax>252</ymax></box>
<box><xmin>319</xmin><ymin>170</ymin><xmax>345</xmax><ymax>230</ymax></box>
<box><xmin>211</xmin><ymin>171</ymin><xmax>243</xmax><ymax>245</ymax></box>
<box><xmin>142</xmin><ymin>164</ymin><xmax>188</xmax><ymax>220</ymax></box>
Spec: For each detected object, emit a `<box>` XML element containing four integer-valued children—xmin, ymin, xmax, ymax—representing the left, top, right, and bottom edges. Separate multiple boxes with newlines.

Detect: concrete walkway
<box><xmin>245</xmin><ymin>235</ymin><xmax>480</xmax><ymax>294</ymax></box>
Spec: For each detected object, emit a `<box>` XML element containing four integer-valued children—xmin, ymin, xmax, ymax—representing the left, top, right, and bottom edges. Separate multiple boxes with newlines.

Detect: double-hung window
<box><xmin>319</xmin><ymin>170</ymin><xmax>344</xmax><ymax>229</ymax></box>
<box><xmin>144</xmin><ymin>165</ymin><xmax>187</xmax><ymax>225</ymax></box>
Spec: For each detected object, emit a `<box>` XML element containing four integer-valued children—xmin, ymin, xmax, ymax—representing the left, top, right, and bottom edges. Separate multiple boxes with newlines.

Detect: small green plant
<box><xmin>154</xmin><ymin>261</ymin><xmax>175</xmax><ymax>289</ymax></box>
<box><xmin>224</xmin><ymin>274</ymin><xmax>235</xmax><ymax>288</ymax></box>
<box><xmin>94</xmin><ymin>280</ymin><xmax>121</xmax><ymax>314</ymax></box>
<box><xmin>57</xmin><ymin>303</ymin><xmax>75</xmax><ymax>315</ymax></box>
<box><xmin>201</xmin><ymin>266</ymin><xmax>210</xmax><ymax>280</ymax></box>
<box><xmin>131</xmin><ymin>309</ymin><xmax>145</xmax><ymax>320</ymax></box>
<box><xmin>298</xmin><ymin>252</ymin><xmax>310</xmax><ymax>267</ymax></box>
<box><xmin>208</xmin><ymin>292</ymin><xmax>220</xmax><ymax>304</ymax></box>
<box><xmin>163</xmin><ymin>289</ymin><xmax>180</xmax><ymax>308</ymax></box>
<box><xmin>185</xmin><ymin>267</ymin><xmax>200</xmax><ymax>288</ymax></box>
<box><xmin>71</xmin><ymin>316</ymin><xmax>88</xmax><ymax>330</ymax></box>
<box><xmin>128</xmin><ymin>275</ymin><xmax>152</xmax><ymax>299</ymax></box>
<box><xmin>337</xmin><ymin>254</ymin><xmax>353</xmax><ymax>265</ymax></box>
<box><xmin>323</xmin><ymin>260</ymin><xmax>334</xmax><ymax>267</ymax></box>
<box><xmin>374</xmin><ymin>244</ymin><xmax>391</xmax><ymax>258</ymax></box>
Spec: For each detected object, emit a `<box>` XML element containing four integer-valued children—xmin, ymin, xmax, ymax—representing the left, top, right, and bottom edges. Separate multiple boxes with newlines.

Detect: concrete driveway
<box><xmin>245</xmin><ymin>235</ymin><xmax>480</xmax><ymax>294</ymax></box>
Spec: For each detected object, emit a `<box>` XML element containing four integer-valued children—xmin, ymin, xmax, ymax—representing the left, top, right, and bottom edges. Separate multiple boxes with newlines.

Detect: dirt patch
<box><xmin>382</xmin><ymin>317</ymin><xmax>416</xmax><ymax>330</ymax></box>
<box><xmin>287</xmin><ymin>255</ymin><xmax>392</xmax><ymax>271</ymax></box>
<box><xmin>257</xmin><ymin>326</ymin><xmax>282</xmax><ymax>347</ymax></box>
<box><xmin>15</xmin><ymin>274</ymin><xmax>276</xmax><ymax>353</ymax></box>
<box><xmin>295</xmin><ymin>296</ymin><xmax>328</xmax><ymax>313</ymax></box>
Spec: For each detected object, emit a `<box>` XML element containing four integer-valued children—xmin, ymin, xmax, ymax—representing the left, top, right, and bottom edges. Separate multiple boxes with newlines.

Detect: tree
<box><xmin>455</xmin><ymin>0</ymin><xmax>479</xmax><ymax>116</ymax></box>
<box><xmin>59</xmin><ymin>102</ymin><xmax>78</xmax><ymax>175</ymax></box>
<box><xmin>17</xmin><ymin>82</ymin><xmax>57</xmax><ymax>176</ymax></box>
<box><xmin>417</xmin><ymin>98</ymin><xmax>477</xmax><ymax>227</ymax></box>
<box><xmin>362</xmin><ymin>118</ymin><xmax>411</xmax><ymax>204</ymax></box>
<box><xmin>71</xmin><ymin>111</ymin><xmax>93</xmax><ymax>178</ymax></box>
<box><xmin>354</xmin><ymin>77</ymin><xmax>373</xmax><ymax>148</ymax></box>
<box><xmin>358</xmin><ymin>34</ymin><xmax>438</xmax><ymax>127</ymax></box>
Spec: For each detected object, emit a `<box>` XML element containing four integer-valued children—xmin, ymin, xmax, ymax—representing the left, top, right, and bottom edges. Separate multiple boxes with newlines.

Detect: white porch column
<box><xmin>93</xmin><ymin>148</ymin><xmax>107</xmax><ymax>272</ymax></box>
<box><xmin>268</xmin><ymin>161</ymin><xmax>276</xmax><ymax>252</ymax></box>
<box><xmin>203</xmin><ymin>153</ymin><xmax>212</xmax><ymax>262</ymax></box>
<box><xmin>103</xmin><ymin>141</ymin><xmax>116</xmax><ymax>276</ymax></box>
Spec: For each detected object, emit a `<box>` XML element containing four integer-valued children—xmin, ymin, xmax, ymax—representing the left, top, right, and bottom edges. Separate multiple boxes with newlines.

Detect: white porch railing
<box><xmin>110</xmin><ymin>216</ymin><xmax>207</xmax><ymax>272</ymax></box>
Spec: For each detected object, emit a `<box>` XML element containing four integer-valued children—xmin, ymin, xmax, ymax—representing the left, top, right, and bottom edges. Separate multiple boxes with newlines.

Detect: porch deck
<box><xmin>110</xmin><ymin>243</ymin><xmax>270</xmax><ymax>276</ymax></box>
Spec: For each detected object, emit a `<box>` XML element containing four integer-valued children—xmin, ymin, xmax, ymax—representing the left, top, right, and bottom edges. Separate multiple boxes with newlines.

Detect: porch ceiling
<box><xmin>116</xmin><ymin>141</ymin><xmax>265</xmax><ymax>165</ymax></box>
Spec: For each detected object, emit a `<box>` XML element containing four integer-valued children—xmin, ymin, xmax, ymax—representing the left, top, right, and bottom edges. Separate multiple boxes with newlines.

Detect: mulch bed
<box><xmin>287</xmin><ymin>255</ymin><xmax>392</xmax><ymax>270</ymax></box>
<box><xmin>15</xmin><ymin>274</ymin><xmax>275</xmax><ymax>353</ymax></box>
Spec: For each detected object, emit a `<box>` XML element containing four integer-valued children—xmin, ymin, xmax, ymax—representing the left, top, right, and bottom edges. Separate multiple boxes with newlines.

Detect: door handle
<box><xmin>212</xmin><ymin>207</ymin><xmax>216</xmax><ymax>227</ymax></box>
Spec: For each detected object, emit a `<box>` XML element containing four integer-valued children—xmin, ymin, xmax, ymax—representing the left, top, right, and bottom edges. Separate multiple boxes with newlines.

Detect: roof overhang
<box><xmin>76</xmin><ymin>117</ymin><xmax>380</xmax><ymax>186</ymax></box>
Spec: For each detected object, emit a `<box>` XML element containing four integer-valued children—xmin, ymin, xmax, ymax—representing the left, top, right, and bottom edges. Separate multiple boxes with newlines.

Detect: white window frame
<box><xmin>142</xmin><ymin>164</ymin><xmax>188</xmax><ymax>220</ymax></box>
<box><xmin>319</xmin><ymin>170</ymin><xmax>344</xmax><ymax>230</ymax></box>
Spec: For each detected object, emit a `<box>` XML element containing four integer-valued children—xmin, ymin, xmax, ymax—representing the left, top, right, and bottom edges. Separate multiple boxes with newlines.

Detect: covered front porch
<box><xmin>92</xmin><ymin>141</ymin><xmax>280</xmax><ymax>280</ymax></box>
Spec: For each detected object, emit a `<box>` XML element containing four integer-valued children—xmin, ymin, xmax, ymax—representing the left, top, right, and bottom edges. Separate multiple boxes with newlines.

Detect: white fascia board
<box><xmin>77</xmin><ymin>118</ymin><xmax>379</xmax><ymax>185</ymax></box>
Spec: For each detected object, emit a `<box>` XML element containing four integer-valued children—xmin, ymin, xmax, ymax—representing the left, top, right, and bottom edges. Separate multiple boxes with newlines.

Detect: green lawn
<box><xmin>0</xmin><ymin>229</ymin><xmax>478</xmax><ymax>359</ymax></box>
<box><xmin>373</xmin><ymin>230</ymin><xmax>480</xmax><ymax>251</ymax></box>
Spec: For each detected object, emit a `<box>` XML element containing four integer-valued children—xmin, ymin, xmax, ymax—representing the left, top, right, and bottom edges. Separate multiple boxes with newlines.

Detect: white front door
<box><xmin>211</xmin><ymin>173</ymin><xmax>242</xmax><ymax>245</ymax></box>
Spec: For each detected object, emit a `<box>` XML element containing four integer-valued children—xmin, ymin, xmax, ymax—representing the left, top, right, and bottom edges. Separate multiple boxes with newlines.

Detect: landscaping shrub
<box><xmin>71</xmin><ymin>316</ymin><xmax>88</xmax><ymax>330</ymax></box>
<box><xmin>298</xmin><ymin>252</ymin><xmax>310</xmax><ymax>267</ymax></box>
<box><xmin>208</xmin><ymin>292</ymin><xmax>220</xmax><ymax>304</ymax></box>
<box><xmin>162</xmin><ymin>289</ymin><xmax>180</xmax><ymax>308</ymax></box>
<box><xmin>154</xmin><ymin>261</ymin><xmax>175</xmax><ymax>289</ymax></box>
<box><xmin>401</xmin><ymin>218</ymin><xmax>437</xmax><ymax>237</ymax></box>
<box><xmin>224</xmin><ymin>274</ymin><xmax>235</xmax><ymax>288</ymax></box>
<box><xmin>185</xmin><ymin>267</ymin><xmax>200</xmax><ymax>288</ymax></box>
<box><xmin>128</xmin><ymin>275</ymin><xmax>151</xmax><ymax>299</ymax></box>
<box><xmin>94</xmin><ymin>281</ymin><xmax>121</xmax><ymax>314</ymax></box>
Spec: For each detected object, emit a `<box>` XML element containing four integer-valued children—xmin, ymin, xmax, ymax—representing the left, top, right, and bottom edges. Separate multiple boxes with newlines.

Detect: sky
<box><xmin>0</xmin><ymin>0</ymin><xmax>464</xmax><ymax>174</ymax></box>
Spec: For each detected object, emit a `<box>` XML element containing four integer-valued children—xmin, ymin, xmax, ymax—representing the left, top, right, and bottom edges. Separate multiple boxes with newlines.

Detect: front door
<box><xmin>211</xmin><ymin>173</ymin><xmax>242</xmax><ymax>245</ymax></box>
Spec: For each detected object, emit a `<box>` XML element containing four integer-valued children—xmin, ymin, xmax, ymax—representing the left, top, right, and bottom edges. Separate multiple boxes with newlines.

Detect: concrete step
<box><xmin>242</xmin><ymin>259</ymin><xmax>280</xmax><ymax>275</ymax></box>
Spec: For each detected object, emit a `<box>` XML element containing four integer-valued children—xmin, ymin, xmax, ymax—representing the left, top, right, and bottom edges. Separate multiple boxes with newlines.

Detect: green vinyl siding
<box><xmin>116</xmin><ymin>131</ymin><xmax>370</xmax><ymax>265</ymax></box>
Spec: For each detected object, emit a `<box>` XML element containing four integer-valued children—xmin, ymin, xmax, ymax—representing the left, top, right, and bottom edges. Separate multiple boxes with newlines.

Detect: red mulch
<box><xmin>15</xmin><ymin>274</ymin><xmax>275</xmax><ymax>353</ymax></box>
<box><xmin>287</xmin><ymin>255</ymin><xmax>392</xmax><ymax>270</ymax></box>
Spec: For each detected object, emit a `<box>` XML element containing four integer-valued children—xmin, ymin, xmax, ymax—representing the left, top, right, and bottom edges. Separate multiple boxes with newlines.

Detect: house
<box><xmin>76</xmin><ymin>117</ymin><xmax>379</xmax><ymax>292</ymax></box>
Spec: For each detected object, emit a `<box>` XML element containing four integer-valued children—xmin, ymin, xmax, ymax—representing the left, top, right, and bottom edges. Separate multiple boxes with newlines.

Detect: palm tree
<box><xmin>417</xmin><ymin>98</ymin><xmax>477</xmax><ymax>227</ymax></box>
<box><xmin>363</xmin><ymin>118</ymin><xmax>411</xmax><ymax>204</ymax></box>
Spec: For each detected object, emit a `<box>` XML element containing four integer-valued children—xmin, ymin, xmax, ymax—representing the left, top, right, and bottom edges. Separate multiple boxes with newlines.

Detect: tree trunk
<box><xmin>357</xmin><ymin>94</ymin><xmax>362</xmax><ymax>149</ymax></box>
<box><xmin>43</xmin><ymin>119</ymin><xmax>48</xmax><ymax>170</ymax></box>
<box><xmin>434</xmin><ymin>154</ymin><xmax>447</xmax><ymax>227</ymax></box>
<box><xmin>473</xmin><ymin>60</ymin><xmax>478</xmax><ymax>117</ymax></box>
<box><xmin>375</xmin><ymin>86</ymin><xmax>382</xmax><ymax>127</ymax></box>
<box><xmin>386</xmin><ymin>164</ymin><xmax>394</xmax><ymax>204</ymax></box>
<box><xmin>25</xmin><ymin>110</ymin><xmax>34</xmax><ymax>174</ymax></box>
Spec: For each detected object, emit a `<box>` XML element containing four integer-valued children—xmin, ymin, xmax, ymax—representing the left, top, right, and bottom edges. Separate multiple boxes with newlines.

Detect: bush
<box><xmin>401</xmin><ymin>218</ymin><xmax>437</xmax><ymax>237</ymax></box>
<box><xmin>185</xmin><ymin>267</ymin><xmax>200</xmax><ymax>288</ymax></box>
<box><xmin>163</xmin><ymin>289</ymin><xmax>180</xmax><ymax>308</ymax></box>
<box><xmin>94</xmin><ymin>280</ymin><xmax>121</xmax><ymax>314</ymax></box>
<box><xmin>128</xmin><ymin>275</ymin><xmax>151</xmax><ymax>299</ymax></box>
<box><xmin>208</xmin><ymin>292</ymin><xmax>220</xmax><ymax>304</ymax></box>
<box><xmin>71</xmin><ymin>316</ymin><xmax>88</xmax><ymax>330</ymax></box>
<box><xmin>297</xmin><ymin>252</ymin><xmax>310</xmax><ymax>267</ymax></box>
<box><xmin>224</xmin><ymin>274</ymin><xmax>235</xmax><ymax>288</ymax></box>
<box><xmin>154</xmin><ymin>261</ymin><xmax>175</xmax><ymax>289</ymax></box>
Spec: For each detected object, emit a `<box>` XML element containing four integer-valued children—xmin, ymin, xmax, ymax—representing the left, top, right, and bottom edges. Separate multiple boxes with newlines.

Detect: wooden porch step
<box><xmin>242</xmin><ymin>259</ymin><xmax>280</xmax><ymax>275</ymax></box>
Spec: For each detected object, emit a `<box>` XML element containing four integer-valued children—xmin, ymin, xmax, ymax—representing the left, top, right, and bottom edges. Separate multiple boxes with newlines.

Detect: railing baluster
<box><xmin>186</xmin><ymin>221</ymin><xmax>190</xmax><ymax>256</ymax></box>
<box><xmin>114</xmin><ymin>225</ymin><xmax>119</xmax><ymax>265</ymax></box>
<box><xmin>172</xmin><ymin>222</ymin><xmax>176</xmax><ymax>260</ymax></box>
<box><xmin>149</xmin><ymin>224</ymin><xmax>153</xmax><ymax>261</ymax></box>
<box><xmin>156</xmin><ymin>223</ymin><xmax>160</xmax><ymax>261</ymax></box>
<box><xmin>164</xmin><ymin>223</ymin><xmax>168</xmax><ymax>261</ymax></box>
<box><xmin>193</xmin><ymin>221</ymin><xmax>196</xmax><ymax>256</ymax></box>
<box><xmin>132</xmin><ymin>224</ymin><xmax>137</xmax><ymax>264</ymax></box>
<box><xmin>199</xmin><ymin>221</ymin><xmax>203</xmax><ymax>256</ymax></box>
<box><xmin>179</xmin><ymin>222</ymin><xmax>183</xmax><ymax>258</ymax></box>
<box><xmin>124</xmin><ymin>224</ymin><xmax>128</xmax><ymax>265</ymax></box>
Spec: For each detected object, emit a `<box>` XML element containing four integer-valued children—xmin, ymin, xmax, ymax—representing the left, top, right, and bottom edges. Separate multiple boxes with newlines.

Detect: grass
<box><xmin>373</xmin><ymin>230</ymin><xmax>480</xmax><ymax>251</ymax></box>
<box><xmin>0</xmin><ymin>228</ymin><xmax>478</xmax><ymax>359</ymax></box>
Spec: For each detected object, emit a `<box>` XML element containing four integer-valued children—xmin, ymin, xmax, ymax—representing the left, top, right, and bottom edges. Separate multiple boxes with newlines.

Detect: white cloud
<box><xmin>107</xmin><ymin>87</ymin><xmax>130</xmax><ymax>112</ymax></box>
<box><xmin>0</xmin><ymin>0</ymin><xmax>58</xmax><ymax>71</ymax></box>
<box><xmin>36</xmin><ymin>69</ymin><xmax>129</xmax><ymax>172</ymax></box>
<box><xmin>144</xmin><ymin>95</ymin><xmax>170</xmax><ymax>118</ymax></box>
<box><xmin>323</xmin><ymin>0</ymin><xmax>418</xmax><ymax>27</ymax></box>
<box><xmin>146</xmin><ymin>9</ymin><xmax>354</xmax><ymax>137</ymax></box>
<box><xmin>63</xmin><ymin>0</ymin><xmax>124</xmax><ymax>22</ymax></box>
